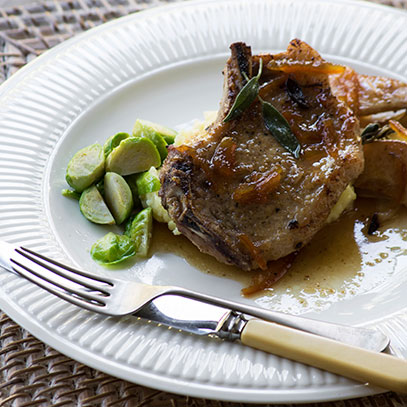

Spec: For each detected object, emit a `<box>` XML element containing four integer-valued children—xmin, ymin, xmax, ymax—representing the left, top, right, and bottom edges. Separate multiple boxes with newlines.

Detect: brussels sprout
<box><xmin>124</xmin><ymin>174</ymin><xmax>141</xmax><ymax>208</ymax></box>
<box><xmin>124</xmin><ymin>207</ymin><xmax>153</xmax><ymax>257</ymax></box>
<box><xmin>62</xmin><ymin>189</ymin><xmax>80</xmax><ymax>200</ymax></box>
<box><xmin>143</xmin><ymin>132</ymin><xmax>168</xmax><ymax>161</ymax></box>
<box><xmin>103</xmin><ymin>132</ymin><xmax>129</xmax><ymax>158</ymax></box>
<box><xmin>66</xmin><ymin>143</ymin><xmax>105</xmax><ymax>192</ymax></box>
<box><xmin>162</xmin><ymin>133</ymin><xmax>176</xmax><ymax>145</ymax></box>
<box><xmin>136</xmin><ymin>167</ymin><xmax>161</xmax><ymax>196</ymax></box>
<box><xmin>95</xmin><ymin>179</ymin><xmax>104</xmax><ymax>196</ymax></box>
<box><xmin>79</xmin><ymin>185</ymin><xmax>115</xmax><ymax>225</ymax></box>
<box><xmin>133</xmin><ymin>119</ymin><xmax>177</xmax><ymax>145</ymax></box>
<box><xmin>105</xmin><ymin>137</ymin><xmax>161</xmax><ymax>176</ymax></box>
<box><xmin>104</xmin><ymin>172</ymin><xmax>133</xmax><ymax>225</ymax></box>
<box><xmin>133</xmin><ymin>119</ymin><xmax>178</xmax><ymax>160</ymax></box>
<box><xmin>91</xmin><ymin>232</ymin><xmax>135</xmax><ymax>265</ymax></box>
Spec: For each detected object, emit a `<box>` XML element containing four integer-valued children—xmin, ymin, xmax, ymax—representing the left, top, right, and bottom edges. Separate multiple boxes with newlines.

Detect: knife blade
<box><xmin>135</xmin><ymin>295</ymin><xmax>233</xmax><ymax>337</ymax></box>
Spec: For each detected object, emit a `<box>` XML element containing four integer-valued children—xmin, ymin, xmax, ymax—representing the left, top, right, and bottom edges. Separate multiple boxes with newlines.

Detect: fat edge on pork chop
<box><xmin>160</xmin><ymin>39</ymin><xmax>364</xmax><ymax>271</ymax></box>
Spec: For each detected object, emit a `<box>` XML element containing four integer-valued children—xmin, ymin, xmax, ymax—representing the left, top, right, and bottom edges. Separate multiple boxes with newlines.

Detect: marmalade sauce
<box><xmin>150</xmin><ymin>198</ymin><xmax>407</xmax><ymax>313</ymax></box>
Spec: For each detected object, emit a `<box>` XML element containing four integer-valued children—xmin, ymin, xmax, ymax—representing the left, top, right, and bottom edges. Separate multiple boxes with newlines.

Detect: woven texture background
<box><xmin>0</xmin><ymin>0</ymin><xmax>407</xmax><ymax>406</ymax></box>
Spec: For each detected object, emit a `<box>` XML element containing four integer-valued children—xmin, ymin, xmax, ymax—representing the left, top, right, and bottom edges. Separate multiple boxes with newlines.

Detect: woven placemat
<box><xmin>0</xmin><ymin>0</ymin><xmax>407</xmax><ymax>406</ymax></box>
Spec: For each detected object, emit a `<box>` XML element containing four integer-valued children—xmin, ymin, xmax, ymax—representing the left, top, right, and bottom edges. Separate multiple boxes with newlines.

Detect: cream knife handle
<box><xmin>240</xmin><ymin>319</ymin><xmax>407</xmax><ymax>394</ymax></box>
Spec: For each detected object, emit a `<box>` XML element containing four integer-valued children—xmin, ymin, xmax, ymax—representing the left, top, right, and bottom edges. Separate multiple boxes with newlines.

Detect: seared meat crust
<box><xmin>160</xmin><ymin>40</ymin><xmax>364</xmax><ymax>271</ymax></box>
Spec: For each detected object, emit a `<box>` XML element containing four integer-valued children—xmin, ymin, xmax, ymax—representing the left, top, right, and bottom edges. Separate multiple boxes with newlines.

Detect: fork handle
<box><xmin>240</xmin><ymin>319</ymin><xmax>407</xmax><ymax>394</ymax></box>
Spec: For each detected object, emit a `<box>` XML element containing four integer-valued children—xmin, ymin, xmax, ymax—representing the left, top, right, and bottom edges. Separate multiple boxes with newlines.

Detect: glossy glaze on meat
<box><xmin>160</xmin><ymin>40</ymin><xmax>364</xmax><ymax>271</ymax></box>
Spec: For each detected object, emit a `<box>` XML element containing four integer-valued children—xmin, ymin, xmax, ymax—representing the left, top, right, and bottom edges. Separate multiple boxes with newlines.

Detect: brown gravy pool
<box><xmin>151</xmin><ymin>198</ymin><xmax>407</xmax><ymax>313</ymax></box>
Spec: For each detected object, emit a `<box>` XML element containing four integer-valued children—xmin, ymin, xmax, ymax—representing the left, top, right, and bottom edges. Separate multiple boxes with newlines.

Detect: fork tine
<box><xmin>17</xmin><ymin>247</ymin><xmax>110</xmax><ymax>296</ymax></box>
<box><xmin>20</xmin><ymin>246</ymin><xmax>113</xmax><ymax>287</ymax></box>
<box><xmin>11</xmin><ymin>260</ymin><xmax>107</xmax><ymax>314</ymax></box>
<box><xmin>10</xmin><ymin>253</ymin><xmax>108</xmax><ymax>305</ymax></box>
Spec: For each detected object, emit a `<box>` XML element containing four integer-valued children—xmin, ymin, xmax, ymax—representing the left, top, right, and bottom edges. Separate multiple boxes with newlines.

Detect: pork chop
<box><xmin>160</xmin><ymin>40</ymin><xmax>364</xmax><ymax>271</ymax></box>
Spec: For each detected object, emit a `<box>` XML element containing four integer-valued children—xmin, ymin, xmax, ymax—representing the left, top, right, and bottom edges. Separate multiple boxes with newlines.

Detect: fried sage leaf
<box><xmin>361</xmin><ymin>123</ymin><xmax>380</xmax><ymax>144</ymax></box>
<box><xmin>260</xmin><ymin>98</ymin><xmax>301</xmax><ymax>159</ymax></box>
<box><xmin>361</xmin><ymin>123</ymin><xmax>394</xmax><ymax>144</ymax></box>
<box><xmin>286</xmin><ymin>77</ymin><xmax>309</xmax><ymax>108</ymax></box>
<box><xmin>224</xmin><ymin>59</ymin><xmax>263</xmax><ymax>122</ymax></box>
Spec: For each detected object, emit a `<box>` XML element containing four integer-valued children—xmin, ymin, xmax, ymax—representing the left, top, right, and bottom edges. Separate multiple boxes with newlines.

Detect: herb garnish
<box><xmin>223</xmin><ymin>58</ymin><xmax>302</xmax><ymax>158</ymax></box>
<box><xmin>361</xmin><ymin>123</ymin><xmax>394</xmax><ymax>144</ymax></box>
<box><xmin>224</xmin><ymin>59</ymin><xmax>263</xmax><ymax>122</ymax></box>
<box><xmin>260</xmin><ymin>97</ymin><xmax>301</xmax><ymax>159</ymax></box>
<box><xmin>361</xmin><ymin>123</ymin><xmax>380</xmax><ymax>143</ymax></box>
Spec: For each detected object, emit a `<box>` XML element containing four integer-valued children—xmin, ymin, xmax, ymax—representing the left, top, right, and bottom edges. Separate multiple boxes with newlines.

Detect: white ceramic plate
<box><xmin>0</xmin><ymin>0</ymin><xmax>406</xmax><ymax>403</ymax></box>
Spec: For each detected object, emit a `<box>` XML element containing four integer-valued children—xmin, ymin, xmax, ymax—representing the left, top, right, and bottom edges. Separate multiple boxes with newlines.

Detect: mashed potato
<box><xmin>174</xmin><ymin>111</ymin><xmax>218</xmax><ymax>147</ymax></box>
<box><xmin>326</xmin><ymin>184</ymin><xmax>356</xmax><ymax>223</ymax></box>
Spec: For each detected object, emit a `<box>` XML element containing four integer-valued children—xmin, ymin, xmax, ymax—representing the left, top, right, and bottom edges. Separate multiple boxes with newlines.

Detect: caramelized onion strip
<box><xmin>242</xmin><ymin>253</ymin><xmax>297</xmax><ymax>296</ymax></box>
<box><xmin>266</xmin><ymin>62</ymin><xmax>345</xmax><ymax>75</ymax></box>
<box><xmin>233</xmin><ymin>169</ymin><xmax>281</xmax><ymax>204</ymax></box>
<box><xmin>389</xmin><ymin>120</ymin><xmax>407</xmax><ymax>141</ymax></box>
<box><xmin>238</xmin><ymin>234</ymin><xmax>267</xmax><ymax>271</ymax></box>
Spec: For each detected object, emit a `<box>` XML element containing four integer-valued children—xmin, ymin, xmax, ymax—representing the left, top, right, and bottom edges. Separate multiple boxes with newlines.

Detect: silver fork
<box><xmin>4</xmin><ymin>242</ymin><xmax>407</xmax><ymax>395</ymax></box>
<box><xmin>0</xmin><ymin>240</ymin><xmax>389</xmax><ymax>352</ymax></box>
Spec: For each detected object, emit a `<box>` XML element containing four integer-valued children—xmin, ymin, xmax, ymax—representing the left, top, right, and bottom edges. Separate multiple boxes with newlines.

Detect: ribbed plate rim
<box><xmin>0</xmin><ymin>0</ymin><xmax>406</xmax><ymax>403</ymax></box>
